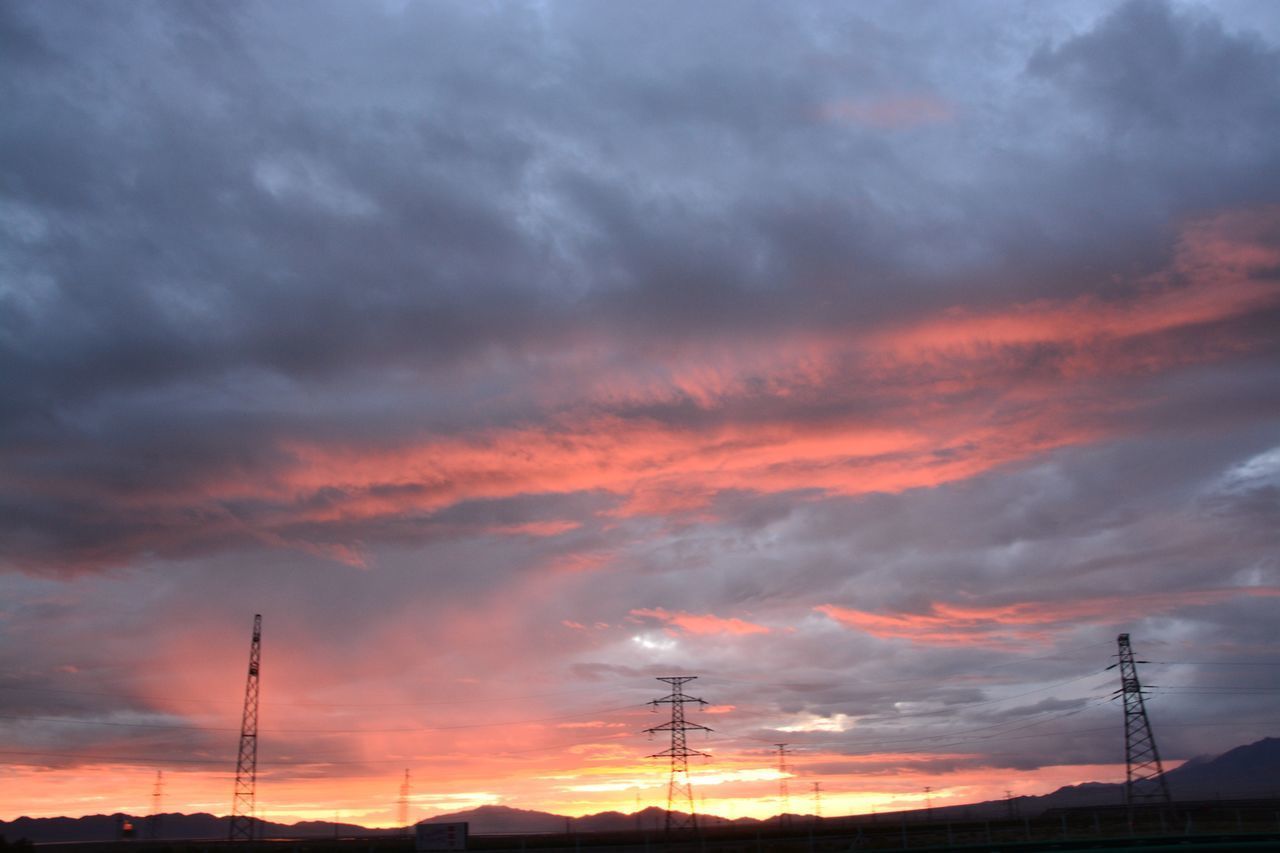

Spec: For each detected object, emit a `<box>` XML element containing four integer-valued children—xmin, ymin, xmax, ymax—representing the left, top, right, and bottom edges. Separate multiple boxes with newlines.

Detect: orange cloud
<box><xmin>487</xmin><ymin>520</ymin><xmax>581</xmax><ymax>538</ymax></box>
<box><xmin>10</xmin><ymin>206</ymin><xmax>1278</xmax><ymax>573</ymax></box>
<box><xmin>630</xmin><ymin>607</ymin><xmax>770</xmax><ymax>636</ymax></box>
<box><xmin>253</xmin><ymin>209</ymin><xmax>1280</xmax><ymax>546</ymax></box>
<box><xmin>817</xmin><ymin>586</ymin><xmax>1280</xmax><ymax>646</ymax></box>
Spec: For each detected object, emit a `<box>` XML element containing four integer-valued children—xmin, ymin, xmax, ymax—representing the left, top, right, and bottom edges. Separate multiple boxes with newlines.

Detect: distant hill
<box><xmin>1164</xmin><ymin>736</ymin><xmax>1280</xmax><ymax>799</ymax></box>
<box><xmin>423</xmin><ymin>805</ymin><xmax>571</xmax><ymax>834</ymax></box>
<box><xmin>407</xmin><ymin>805</ymin><xmax>756</xmax><ymax>834</ymax></box>
<box><xmin>925</xmin><ymin>736</ymin><xmax>1280</xmax><ymax>820</ymax></box>
<box><xmin>0</xmin><ymin>813</ymin><xmax>394</xmax><ymax>844</ymax></box>
<box><xmin>4</xmin><ymin>737</ymin><xmax>1277</xmax><ymax>843</ymax></box>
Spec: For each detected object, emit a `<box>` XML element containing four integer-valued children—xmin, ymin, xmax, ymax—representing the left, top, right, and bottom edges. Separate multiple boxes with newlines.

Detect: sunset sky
<box><xmin>2</xmin><ymin>0</ymin><xmax>1280</xmax><ymax>827</ymax></box>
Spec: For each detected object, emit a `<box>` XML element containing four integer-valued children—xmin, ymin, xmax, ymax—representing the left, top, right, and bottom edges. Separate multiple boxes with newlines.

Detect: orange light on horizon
<box><xmin>0</xmin><ymin>755</ymin><xmax>1134</xmax><ymax>826</ymax></box>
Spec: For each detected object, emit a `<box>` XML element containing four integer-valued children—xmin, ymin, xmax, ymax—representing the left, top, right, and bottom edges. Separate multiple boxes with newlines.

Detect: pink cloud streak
<box><xmin>630</xmin><ymin>607</ymin><xmax>771</xmax><ymax>636</ymax></box>
<box><xmin>817</xmin><ymin>587</ymin><xmax>1280</xmax><ymax>646</ymax></box>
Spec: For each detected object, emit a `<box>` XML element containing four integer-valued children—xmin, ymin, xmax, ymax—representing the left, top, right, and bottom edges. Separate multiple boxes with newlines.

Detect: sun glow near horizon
<box><xmin>0</xmin><ymin>746</ymin><xmax>1131</xmax><ymax>826</ymax></box>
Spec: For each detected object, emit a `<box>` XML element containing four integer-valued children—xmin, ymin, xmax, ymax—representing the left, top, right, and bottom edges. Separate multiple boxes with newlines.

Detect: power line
<box><xmin>0</xmin><ymin>648</ymin><xmax>1172</xmax><ymax>711</ymax></box>
<box><xmin>700</xmin><ymin>641</ymin><xmax>1114</xmax><ymax>689</ymax></box>
<box><xmin>728</xmin><ymin>696</ymin><xmax>1115</xmax><ymax>753</ymax></box>
<box><xmin>4</xmin><ymin>647</ymin><xmax>1268</xmax><ymax>715</ymax></box>
<box><xmin>1145</xmin><ymin>660</ymin><xmax>1280</xmax><ymax>667</ymax></box>
<box><xmin>0</xmin><ymin>732</ymin><xmax>643</xmax><ymax>768</ymax></box>
<box><xmin>0</xmin><ymin>680</ymin><xmax>1247</xmax><ymax>763</ymax></box>
<box><xmin>1147</xmin><ymin>686</ymin><xmax>1280</xmax><ymax>693</ymax></box>
<box><xmin>0</xmin><ymin>702</ymin><xmax>649</xmax><ymax>734</ymax></box>
<box><xmin>757</xmin><ymin>670</ymin><xmax>1110</xmax><ymax>724</ymax></box>
<box><xmin>0</xmin><ymin>682</ymin><xmax>628</xmax><ymax>708</ymax></box>
<box><xmin>727</xmin><ymin>671</ymin><xmax>1116</xmax><ymax>742</ymax></box>
<box><xmin>4</xmin><ymin>715</ymin><xmax>1277</xmax><ymax>774</ymax></box>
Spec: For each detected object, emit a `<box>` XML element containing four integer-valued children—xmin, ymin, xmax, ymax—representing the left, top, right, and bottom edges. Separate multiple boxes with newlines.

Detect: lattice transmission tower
<box><xmin>397</xmin><ymin>769</ymin><xmax>411</xmax><ymax>834</ymax></box>
<box><xmin>1112</xmin><ymin>633</ymin><xmax>1171</xmax><ymax>811</ymax></box>
<box><xmin>775</xmin><ymin>743</ymin><xmax>791</xmax><ymax>825</ymax></box>
<box><xmin>646</xmin><ymin>676</ymin><xmax>711</xmax><ymax>833</ymax></box>
<box><xmin>148</xmin><ymin>770</ymin><xmax>164</xmax><ymax>840</ymax></box>
<box><xmin>229</xmin><ymin>614</ymin><xmax>262</xmax><ymax>842</ymax></box>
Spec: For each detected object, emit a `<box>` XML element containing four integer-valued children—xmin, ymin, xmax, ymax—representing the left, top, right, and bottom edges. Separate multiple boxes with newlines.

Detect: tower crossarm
<box><xmin>649</xmin><ymin>747</ymin><xmax>711</xmax><ymax>759</ymax></box>
<box><xmin>645</xmin><ymin>719</ymin><xmax>712</xmax><ymax>733</ymax></box>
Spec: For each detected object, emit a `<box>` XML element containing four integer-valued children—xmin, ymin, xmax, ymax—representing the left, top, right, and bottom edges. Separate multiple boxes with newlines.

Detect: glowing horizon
<box><xmin>3</xmin><ymin>0</ymin><xmax>1278</xmax><ymax>830</ymax></box>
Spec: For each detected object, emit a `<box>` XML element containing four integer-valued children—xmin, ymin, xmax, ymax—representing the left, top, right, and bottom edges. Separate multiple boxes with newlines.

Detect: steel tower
<box><xmin>646</xmin><ymin>676</ymin><xmax>711</xmax><ymax>833</ymax></box>
<box><xmin>775</xmin><ymin>743</ymin><xmax>791</xmax><ymax>825</ymax></box>
<box><xmin>1113</xmin><ymin>633</ymin><xmax>1171</xmax><ymax>811</ymax></box>
<box><xmin>229</xmin><ymin>615</ymin><xmax>262</xmax><ymax>841</ymax></box>
<box><xmin>398</xmin><ymin>769</ymin><xmax>411</xmax><ymax>834</ymax></box>
<box><xmin>148</xmin><ymin>770</ymin><xmax>163</xmax><ymax>840</ymax></box>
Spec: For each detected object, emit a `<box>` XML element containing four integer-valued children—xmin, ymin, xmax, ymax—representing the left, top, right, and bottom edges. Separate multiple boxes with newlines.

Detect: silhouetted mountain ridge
<box><xmin>926</xmin><ymin>736</ymin><xmax>1280</xmax><ymax>820</ymax></box>
<box><xmin>4</xmin><ymin>737</ymin><xmax>1277</xmax><ymax>842</ymax></box>
<box><xmin>0</xmin><ymin>813</ymin><xmax>392</xmax><ymax>844</ymax></box>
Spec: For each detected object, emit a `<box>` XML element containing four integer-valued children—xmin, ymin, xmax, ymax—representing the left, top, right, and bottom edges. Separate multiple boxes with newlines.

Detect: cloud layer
<box><xmin>1</xmin><ymin>0</ymin><xmax>1278</xmax><ymax>824</ymax></box>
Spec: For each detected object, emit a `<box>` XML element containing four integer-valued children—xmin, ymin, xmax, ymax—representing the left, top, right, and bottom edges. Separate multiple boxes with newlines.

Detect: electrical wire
<box><xmin>761</xmin><ymin>670</ymin><xmax>1111</xmax><ymax>724</ymax></box>
<box><xmin>0</xmin><ymin>640</ymin><xmax>1117</xmax><ymax>713</ymax></box>
<box><xmin>5</xmin><ymin>711</ymin><xmax>1278</xmax><ymax>773</ymax></box>
<box><xmin>0</xmin><ymin>732</ymin><xmax>639</xmax><ymax>769</ymax></box>
<box><xmin>701</xmin><ymin>641</ymin><xmax>1113</xmax><ymax>690</ymax></box>
<box><xmin>1146</xmin><ymin>660</ymin><xmax>1280</xmax><ymax>667</ymax></box>
<box><xmin>726</xmin><ymin>694</ymin><xmax>1115</xmax><ymax>752</ymax></box>
<box><xmin>0</xmin><ymin>681</ymin><xmax>633</xmax><ymax>709</ymax></box>
<box><xmin>0</xmin><ymin>702</ymin><xmax>649</xmax><ymax>735</ymax></box>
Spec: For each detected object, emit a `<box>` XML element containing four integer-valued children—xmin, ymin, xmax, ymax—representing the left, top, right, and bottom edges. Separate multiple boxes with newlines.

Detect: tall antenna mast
<box><xmin>1113</xmin><ymin>633</ymin><xmax>1171</xmax><ymax>813</ymax></box>
<box><xmin>645</xmin><ymin>676</ymin><xmax>711</xmax><ymax>833</ymax></box>
<box><xmin>397</xmin><ymin>769</ymin><xmax>411</xmax><ymax>834</ymax></box>
<box><xmin>229</xmin><ymin>614</ymin><xmax>262</xmax><ymax>842</ymax></box>
<box><xmin>148</xmin><ymin>770</ymin><xmax>164</xmax><ymax>839</ymax></box>
<box><xmin>775</xmin><ymin>743</ymin><xmax>791</xmax><ymax>826</ymax></box>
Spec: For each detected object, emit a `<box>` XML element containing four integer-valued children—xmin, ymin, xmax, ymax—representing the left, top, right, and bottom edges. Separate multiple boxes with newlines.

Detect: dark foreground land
<box><xmin>17</xmin><ymin>799</ymin><xmax>1280</xmax><ymax>853</ymax></box>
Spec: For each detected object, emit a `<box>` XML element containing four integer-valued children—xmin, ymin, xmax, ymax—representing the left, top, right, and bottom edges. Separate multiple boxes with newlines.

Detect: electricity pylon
<box><xmin>1112</xmin><ymin>633</ymin><xmax>1171</xmax><ymax>814</ymax></box>
<box><xmin>148</xmin><ymin>771</ymin><xmax>163</xmax><ymax>840</ymax></box>
<box><xmin>775</xmin><ymin>743</ymin><xmax>791</xmax><ymax>826</ymax></box>
<box><xmin>646</xmin><ymin>676</ymin><xmax>711</xmax><ymax>833</ymax></box>
<box><xmin>398</xmin><ymin>769</ymin><xmax>411</xmax><ymax>834</ymax></box>
<box><xmin>229</xmin><ymin>615</ymin><xmax>262</xmax><ymax>841</ymax></box>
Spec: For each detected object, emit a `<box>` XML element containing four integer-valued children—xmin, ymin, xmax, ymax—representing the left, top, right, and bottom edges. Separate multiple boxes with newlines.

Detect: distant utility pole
<box><xmin>1111</xmin><ymin>633</ymin><xmax>1172</xmax><ymax>814</ymax></box>
<box><xmin>812</xmin><ymin>782</ymin><xmax>823</xmax><ymax>822</ymax></box>
<box><xmin>229</xmin><ymin>614</ymin><xmax>262</xmax><ymax>842</ymax></box>
<box><xmin>776</xmin><ymin>743</ymin><xmax>791</xmax><ymax>826</ymax></box>
<box><xmin>398</xmin><ymin>769</ymin><xmax>411</xmax><ymax>834</ymax></box>
<box><xmin>148</xmin><ymin>771</ymin><xmax>164</xmax><ymax>840</ymax></box>
<box><xmin>646</xmin><ymin>676</ymin><xmax>711</xmax><ymax>833</ymax></box>
<box><xmin>1005</xmin><ymin>790</ymin><xmax>1017</xmax><ymax>820</ymax></box>
<box><xmin>924</xmin><ymin>786</ymin><xmax>933</xmax><ymax>820</ymax></box>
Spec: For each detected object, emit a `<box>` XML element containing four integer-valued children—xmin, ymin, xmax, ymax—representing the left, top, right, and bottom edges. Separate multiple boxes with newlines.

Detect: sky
<box><xmin>2</xmin><ymin>0</ymin><xmax>1280</xmax><ymax>827</ymax></box>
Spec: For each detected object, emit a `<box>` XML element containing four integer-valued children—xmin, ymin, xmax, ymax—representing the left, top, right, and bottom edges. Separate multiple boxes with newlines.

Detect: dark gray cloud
<box><xmin>1</xmin><ymin>0</ymin><xmax>1279</xmax><ymax>819</ymax></box>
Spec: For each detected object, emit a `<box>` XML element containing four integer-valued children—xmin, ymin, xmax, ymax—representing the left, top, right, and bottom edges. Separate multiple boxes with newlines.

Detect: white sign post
<box><xmin>415</xmin><ymin>822</ymin><xmax>469</xmax><ymax>851</ymax></box>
